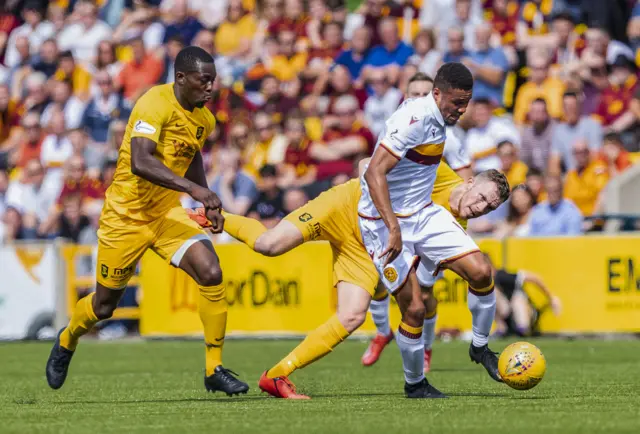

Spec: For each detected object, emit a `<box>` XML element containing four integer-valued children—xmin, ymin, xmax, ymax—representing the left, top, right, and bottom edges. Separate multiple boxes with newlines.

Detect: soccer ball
<box><xmin>498</xmin><ymin>342</ymin><xmax>546</xmax><ymax>390</ymax></box>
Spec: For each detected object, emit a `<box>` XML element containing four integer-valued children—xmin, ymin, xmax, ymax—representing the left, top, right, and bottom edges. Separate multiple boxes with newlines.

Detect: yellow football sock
<box><xmin>59</xmin><ymin>292</ymin><xmax>99</xmax><ymax>351</ymax></box>
<box><xmin>267</xmin><ymin>315</ymin><xmax>349</xmax><ymax>379</ymax></box>
<box><xmin>221</xmin><ymin>211</ymin><xmax>266</xmax><ymax>249</ymax></box>
<box><xmin>199</xmin><ymin>284</ymin><xmax>228</xmax><ymax>376</ymax></box>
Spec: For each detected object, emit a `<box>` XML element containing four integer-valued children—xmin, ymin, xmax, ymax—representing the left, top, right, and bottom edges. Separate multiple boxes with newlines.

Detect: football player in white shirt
<box><xmin>362</xmin><ymin>71</ymin><xmax>475</xmax><ymax>372</ymax></box>
<box><xmin>359</xmin><ymin>63</ymin><xmax>508</xmax><ymax>398</ymax></box>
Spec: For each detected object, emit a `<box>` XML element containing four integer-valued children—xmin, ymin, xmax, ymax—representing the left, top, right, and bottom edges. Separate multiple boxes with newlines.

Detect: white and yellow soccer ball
<box><xmin>498</xmin><ymin>342</ymin><xmax>546</xmax><ymax>390</ymax></box>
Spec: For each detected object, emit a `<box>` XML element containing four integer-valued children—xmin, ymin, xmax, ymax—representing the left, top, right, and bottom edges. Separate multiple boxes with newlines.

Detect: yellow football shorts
<box><xmin>96</xmin><ymin>204</ymin><xmax>208</xmax><ymax>289</ymax></box>
<box><xmin>284</xmin><ymin>179</ymin><xmax>379</xmax><ymax>296</ymax></box>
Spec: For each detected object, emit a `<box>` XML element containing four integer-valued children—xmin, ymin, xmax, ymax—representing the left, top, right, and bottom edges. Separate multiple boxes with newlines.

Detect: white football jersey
<box><xmin>443</xmin><ymin>127</ymin><xmax>471</xmax><ymax>170</ymax></box>
<box><xmin>359</xmin><ymin>93</ymin><xmax>446</xmax><ymax>218</ymax></box>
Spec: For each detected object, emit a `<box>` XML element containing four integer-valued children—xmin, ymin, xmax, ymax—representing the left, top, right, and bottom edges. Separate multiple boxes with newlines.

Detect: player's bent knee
<box><xmin>404</xmin><ymin>302</ymin><xmax>426</xmax><ymax>324</ymax></box>
<box><xmin>338</xmin><ymin>309</ymin><xmax>366</xmax><ymax>333</ymax></box>
<box><xmin>195</xmin><ymin>266</ymin><xmax>223</xmax><ymax>287</ymax></box>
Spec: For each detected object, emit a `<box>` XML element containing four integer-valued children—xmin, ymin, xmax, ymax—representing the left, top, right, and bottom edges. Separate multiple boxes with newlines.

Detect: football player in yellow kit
<box><xmin>46</xmin><ymin>46</ymin><xmax>249</xmax><ymax>396</ymax></box>
<box><xmin>196</xmin><ymin>161</ymin><xmax>508</xmax><ymax>399</ymax></box>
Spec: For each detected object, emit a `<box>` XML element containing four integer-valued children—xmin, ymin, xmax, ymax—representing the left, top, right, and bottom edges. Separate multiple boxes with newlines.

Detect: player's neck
<box><xmin>172</xmin><ymin>84</ymin><xmax>195</xmax><ymax>112</ymax></box>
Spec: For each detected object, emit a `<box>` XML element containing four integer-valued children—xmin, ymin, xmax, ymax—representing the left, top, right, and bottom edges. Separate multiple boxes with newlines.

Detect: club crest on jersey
<box><xmin>298</xmin><ymin>212</ymin><xmax>312</xmax><ymax>222</ymax></box>
<box><xmin>101</xmin><ymin>264</ymin><xmax>108</xmax><ymax>279</ymax></box>
<box><xmin>196</xmin><ymin>126</ymin><xmax>204</xmax><ymax>140</ymax></box>
<box><xmin>409</xmin><ymin>116</ymin><xmax>419</xmax><ymax>125</ymax></box>
<box><xmin>383</xmin><ymin>266</ymin><xmax>398</xmax><ymax>283</ymax></box>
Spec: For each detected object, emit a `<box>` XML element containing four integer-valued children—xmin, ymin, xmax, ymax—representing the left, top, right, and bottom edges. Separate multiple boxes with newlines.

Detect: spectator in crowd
<box><xmin>4</xmin><ymin>0</ymin><xmax>55</xmax><ymax>68</ymax></box>
<box><xmin>497</xmin><ymin>139</ymin><xmax>528</xmax><ymax>189</ymax></box>
<box><xmin>465</xmin><ymin>98</ymin><xmax>520</xmax><ymax>172</ymax></box>
<box><xmin>549</xmin><ymin>91</ymin><xmax>603</xmax><ymax>174</ymax></box>
<box><xmin>17</xmin><ymin>70</ymin><xmax>49</xmax><ymax>115</ymax></box>
<box><xmin>53</xmin><ymin>50</ymin><xmax>92</xmax><ymax>100</ymax></box>
<box><xmin>243</xmin><ymin>111</ymin><xmax>287</xmax><ymax>179</ymax></box>
<box><xmin>513</xmin><ymin>49</ymin><xmax>565</xmax><ymax>123</ymax></box>
<box><xmin>335</xmin><ymin>26</ymin><xmax>372</xmax><ymax>80</ymax></box>
<box><xmin>42</xmin><ymin>80</ymin><xmax>86</xmax><ymax>130</ymax></box>
<box><xmin>92</xmin><ymin>40</ymin><xmax>123</xmax><ymax>78</ymax></box>
<box><xmin>283</xmin><ymin>186</ymin><xmax>309</xmax><ymax>214</ymax></box>
<box><xmin>464</xmin><ymin>22</ymin><xmax>509</xmax><ymax>107</ymax></box>
<box><xmin>247</xmin><ymin>164</ymin><xmax>285</xmax><ymax>228</ymax></box>
<box><xmin>57</xmin><ymin>0</ymin><xmax>112</xmax><ymax>64</ymax></box>
<box><xmin>525</xmin><ymin>167</ymin><xmax>546</xmax><ymax>202</ymax></box>
<box><xmin>162</xmin><ymin>0</ymin><xmax>204</xmax><ymax>46</ymax></box>
<box><xmin>311</xmin><ymin>94</ymin><xmax>374</xmax><ymax>185</ymax></box>
<box><xmin>30</xmin><ymin>38</ymin><xmax>59</xmax><ymax>78</ymax></box>
<box><xmin>13</xmin><ymin>111</ymin><xmax>45</xmax><ymax>169</ymax></box>
<box><xmin>529</xmin><ymin>175</ymin><xmax>583</xmax><ymax>236</ymax></box>
<box><xmin>363</xmin><ymin>68</ymin><xmax>403</xmax><ymax>137</ymax></box>
<box><xmin>215</xmin><ymin>0</ymin><xmax>257</xmax><ymax>79</ymax></box>
<box><xmin>80</xmin><ymin>71</ymin><xmax>130</xmax><ymax>144</ymax></box>
<box><xmin>563</xmin><ymin>139</ymin><xmax>608</xmax><ymax>218</ymax></box>
<box><xmin>4</xmin><ymin>158</ymin><xmax>60</xmax><ymax>240</ymax></box>
<box><xmin>520</xmin><ymin>98</ymin><xmax>555</xmax><ymax>172</ymax></box>
<box><xmin>280</xmin><ymin>113</ymin><xmax>317</xmax><ymax>189</ymax></box>
<box><xmin>269</xmin><ymin>29</ymin><xmax>307</xmax><ymax>83</ymax></box>
<box><xmin>112</xmin><ymin>2</ymin><xmax>164</xmax><ymax>53</ymax></box>
<box><xmin>362</xmin><ymin>17</ymin><xmax>414</xmax><ymax>85</ymax></box>
<box><xmin>0</xmin><ymin>83</ymin><xmax>20</xmax><ymax>147</ymax></box>
<box><xmin>115</xmin><ymin>37</ymin><xmax>164</xmax><ymax>102</ymax></box>
<box><xmin>442</xmin><ymin>27</ymin><xmax>470</xmax><ymax>63</ymax></box>
<box><xmin>441</xmin><ymin>0</ymin><xmax>482</xmax><ymax>52</ymax></box>
<box><xmin>408</xmin><ymin>28</ymin><xmax>441</xmax><ymax>79</ymax></box>
<box><xmin>256</xmin><ymin>74</ymin><xmax>298</xmax><ymax>125</ymax></box>
<box><xmin>40</xmin><ymin>111</ymin><xmax>73</xmax><ymax>182</ymax></box>
<box><xmin>160</xmin><ymin>35</ymin><xmax>185</xmax><ymax>84</ymax></box>
<box><xmin>593</xmin><ymin>55</ymin><xmax>638</xmax><ymax>147</ymax></box>
<box><xmin>493</xmin><ymin>184</ymin><xmax>537</xmax><ymax>238</ymax></box>
<box><xmin>599</xmin><ymin>132</ymin><xmax>634</xmax><ymax>178</ymax></box>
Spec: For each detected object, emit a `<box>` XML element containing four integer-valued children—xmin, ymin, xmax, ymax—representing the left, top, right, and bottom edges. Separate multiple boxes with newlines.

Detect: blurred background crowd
<box><xmin>1</xmin><ymin>0</ymin><xmax>640</xmax><ymax>245</ymax></box>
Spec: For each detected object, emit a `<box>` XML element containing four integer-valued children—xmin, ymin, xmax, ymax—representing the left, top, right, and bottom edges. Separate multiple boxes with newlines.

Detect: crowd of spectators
<box><xmin>2</xmin><ymin>0</ymin><xmax>640</xmax><ymax>245</ymax></box>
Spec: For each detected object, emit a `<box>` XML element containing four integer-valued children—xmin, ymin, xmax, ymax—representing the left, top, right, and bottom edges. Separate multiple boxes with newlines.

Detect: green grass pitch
<box><xmin>1</xmin><ymin>338</ymin><xmax>639</xmax><ymax>434</ymax></box>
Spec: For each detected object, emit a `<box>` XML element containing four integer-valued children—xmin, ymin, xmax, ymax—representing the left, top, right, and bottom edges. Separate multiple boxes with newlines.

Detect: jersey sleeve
<box><xmin>443</xmin><ymin>132</ymin><xmax>471</xmax><ymax>170</ymax></box>
<box><xmin>129</xmin><ymin>90</ymin><xmax>168</xmax><ymax>144</ymax></box>
<box><xmin>378</xmin><ymin>105</ymin><xmax>426</xmax><ymax>159</ymax></box>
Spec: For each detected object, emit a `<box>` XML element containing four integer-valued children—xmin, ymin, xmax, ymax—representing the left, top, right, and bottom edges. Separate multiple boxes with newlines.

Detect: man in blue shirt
<box><xmin>442</xmin><ymin>27</ymin><xmax>470</xmax><ymax>63</ymax></box>
<box><xmin>362</xmin><ymin>18</ymin><xmax>413</xmax><ymax>84</ymax></box>
<box><xmin>464</xmin><ymin>23</ymin><xmax>509</xmax><ymax>107</ymax></box>
<box><xmin>162</xmin><ymin>0</ymin><xmax>204</xmax><ymax>45</ymax></box>
<box><xmin>529</xmin><ymin>175</ymin><xmax>583</xmax><ymax>236</ymax></box>
<box><xmin>335</xmin><ymin>27</ymin><xmax>371</xmax><ymax>80</ymax></box>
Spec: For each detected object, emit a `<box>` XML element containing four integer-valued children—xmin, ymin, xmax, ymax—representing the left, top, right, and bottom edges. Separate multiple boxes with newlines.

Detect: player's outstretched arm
<box><xmin>364</xmin><ymin>147</ymin><xmax>401</xmax><ymax>266</ymax></box>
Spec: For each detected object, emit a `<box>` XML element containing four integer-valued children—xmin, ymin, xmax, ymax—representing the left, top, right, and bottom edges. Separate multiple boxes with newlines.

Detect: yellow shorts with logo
<box><xmin>284</xmin><ymin>179</ymin><xmax>379</xmax><ymax>296</ymax></box>
<box><xmin>96</xmin><ymin>204</ymin><xmax>206</xmax><ymax>289</ymax></box>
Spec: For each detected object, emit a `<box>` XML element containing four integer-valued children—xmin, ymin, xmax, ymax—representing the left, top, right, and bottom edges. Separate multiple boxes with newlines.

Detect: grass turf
<box><xmin>1</xmin><ymin>338</ymin><xmax>639</xmax><ymax>434</ymax></box>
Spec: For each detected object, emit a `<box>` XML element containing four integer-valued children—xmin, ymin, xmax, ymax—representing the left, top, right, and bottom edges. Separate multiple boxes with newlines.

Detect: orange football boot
<box><xmin>361</xmin><ymin>332</ymin><xmax>394</xmax><ymax>366</ymax></box>
<box><xmin>258</xmin><ymin>371</ymin><xmax>310</xmax><ymax>399</ymax></box>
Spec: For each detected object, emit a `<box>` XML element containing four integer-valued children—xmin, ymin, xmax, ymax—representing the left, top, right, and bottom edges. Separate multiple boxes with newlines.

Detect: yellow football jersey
<box><xmin>105</xmin><ymin>84</ymin><xmax>215</xmax><ymax>221</ymax></box>
<box><xmin>432</xmin><ymin>162</ymin><xmax>467</xmax><ymax>229</ymax></box>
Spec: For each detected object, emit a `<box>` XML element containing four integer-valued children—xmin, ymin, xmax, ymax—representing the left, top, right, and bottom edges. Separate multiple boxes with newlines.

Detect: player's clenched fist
<box><xmin>186</xmin><ymin>207</ymin><xmax>225</xmax><ymax>234</ymax></box>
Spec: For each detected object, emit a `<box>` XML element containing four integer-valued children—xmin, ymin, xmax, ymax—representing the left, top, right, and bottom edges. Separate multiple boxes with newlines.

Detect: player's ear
<box><xmin>432</xmin><ymin>87</ymin><xmax>441</xmax><ymax>103</ymax></box>
<box><xmin>175</xmin><ymin>71</ymin><xmax>185</xmax><ymax>85</ymax></box>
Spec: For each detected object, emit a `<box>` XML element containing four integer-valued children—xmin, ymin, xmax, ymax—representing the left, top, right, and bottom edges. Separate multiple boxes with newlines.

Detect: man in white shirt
<box><xmin>465</xmin><ymin>98</ymin><xmax>520</xmax><ymax>172</ymax></box>
<box><xmin>360</xmin><ymin>63</ymin><xmax>509</xmax><ymax>398</ymax></box>
<box><xmin>364</xmin><ymin>69</ymin><xmax>403</xmax><ymax>137</ymax></box>
<box><xmin>4</xmin><ymin>1</ymin><xmax>55</xmax><ymax>68</ymax></box>
<box><xmin>57</xmin><ymin>0</ymin><xmax>112</xmax><ymax>64</ymax></box>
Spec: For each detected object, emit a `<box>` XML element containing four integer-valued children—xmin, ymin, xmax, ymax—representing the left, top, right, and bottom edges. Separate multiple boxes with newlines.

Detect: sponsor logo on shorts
<box><xmin>306</xmin><ymin>222</ymin><xmax>321</xmax><ymax>240</ymax></box>
<box><xmin>196</xmin><ymin>126</ymin><xmax>204</xmax><ymax>140</ymax></box>
<box><xmin>298</xmin><ymin>212</ymin><xmax>312</xmax><ymax>222</ymax></box>
<box><xmin>133</xmin><ymin>120</ymin><xmax>156</xmax><ymax>134</ymax></box>
<box><xmin>383</xmin><ymin>267</ymin><xmax>398</xmax><ymax>283</ymax></box>
<box><xmin>101</xmin><ymin>264</ymin><xmax>109</xmax><ymax>279</ymax></box>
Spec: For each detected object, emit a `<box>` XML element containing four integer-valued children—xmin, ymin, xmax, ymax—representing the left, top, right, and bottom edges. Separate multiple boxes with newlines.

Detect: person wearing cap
<box><xmin>592</xmin><ymin>55</ymin><xmax>638</xmax><ymax>140</ymax></box>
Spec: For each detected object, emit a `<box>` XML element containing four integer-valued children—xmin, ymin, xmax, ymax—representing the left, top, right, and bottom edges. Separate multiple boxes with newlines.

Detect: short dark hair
<box><xmin>526</xmin><ymin>167</ymin><xmax>543</xmax><ymax>178</ymax></box>
<box><xmin>260</xmin><ymin>164</ymin><xmax>277</xmax><ymax>178</ymax></box>
<box><xmin>472</xmin><ymin>97</ymin><xmax>491</xmax><ymax>106</ymax></box>
<box><xmin>59</xmin><ymin>50</ymin><xmax>74</xmax><ymax>60</ymax></box>
<box><xmin>475</xmin><ymin>169</ymin><xmax>510</xmax><ymax>203</ymax></box>
<box><xmin>408</xmin><ymin>72</ymin><xmax>433</xmax><ymax>85</ymax></box>
<box><xmin>497</xmin><ymin>140</ymin><xmax>515</xmax><ymax>150</ymax></box>
<box><xmin>604</xmin><ymin>132</ymin><xmax>622</xmax><ymax>145</ymax></box>
<box><xmin>434</xmin><ymin>62</ymin><xmax>474</xmax><ymax>92</ymax></box>
<box><xmin>552</xmin><ymin>11</ymin><xmax>575</xmax><ymax>24</ymax></box>
<box><xmin>175</xmin><ymin>46</ymin><xmax>214</xmax><ymax>74</ymax></box>
<box><xmin>563</xmin><ymin>90</ymin><xmax>579</xmax><ymax>99</ymax></box>
<box><xmin>166</xmin><ymin>34</ymin><xmax>185</xmax><ymax>46</ymax></box>
<box><xmin>532</xmin><ymin>97</ymin><xmax>547</xmax><ymax>106</ymax></box>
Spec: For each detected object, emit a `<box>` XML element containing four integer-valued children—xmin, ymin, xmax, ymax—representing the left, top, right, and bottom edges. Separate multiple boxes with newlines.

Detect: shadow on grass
<box><xmin>49</xmin><ymin>396</ymin><xmax>266</xmax><ymax>405</ymax></box>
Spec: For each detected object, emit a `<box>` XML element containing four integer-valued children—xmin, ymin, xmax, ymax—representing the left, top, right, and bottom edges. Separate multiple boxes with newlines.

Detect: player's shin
<box><xmin>369</xmin><ymin>290</ymin><xmax>391</xmax><ymax>336</ymax></box>
<box><xmin>467</xmin><ymin>281</ymin><xmax>496</xmax><ymax>347</ymax></box>
<box><xmin>423</xmin><ymin>308</ymin><xmax>437</xmax><ymax>351</ymax></box>
<box><xmin>199</xmin><ymin>283</ymin><xmax>228</xmax><ymax>375</ymax></box>
<box><xmin>221</xmin><ymin>211</ymin><xmax>266</xmax><ymax>249</ymax></box>
<box><xmin>60</xmin><ymin>292</ymin><xmax>99</xmax><ymax>351</ymax></box>
<box><xmin>267</xmin><ymin>314</ymin><xmax>349</xmax><ymax>378</ymax></box>
<box><xmin>397</xmin><ymin>321</ymin><xmax>424</xmax><ymax>384</ymax></box>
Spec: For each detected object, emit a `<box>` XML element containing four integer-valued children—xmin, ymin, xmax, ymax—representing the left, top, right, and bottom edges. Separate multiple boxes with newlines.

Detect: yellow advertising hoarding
<box><xmin>504</xmin><ymin>236</ymin><xmax>640</xmax><ymax>333</ymax></box>
<box><xmin>140</xmin><ymin>242</ymin><xmax>335</xmax><ymax>336</ymax></box>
